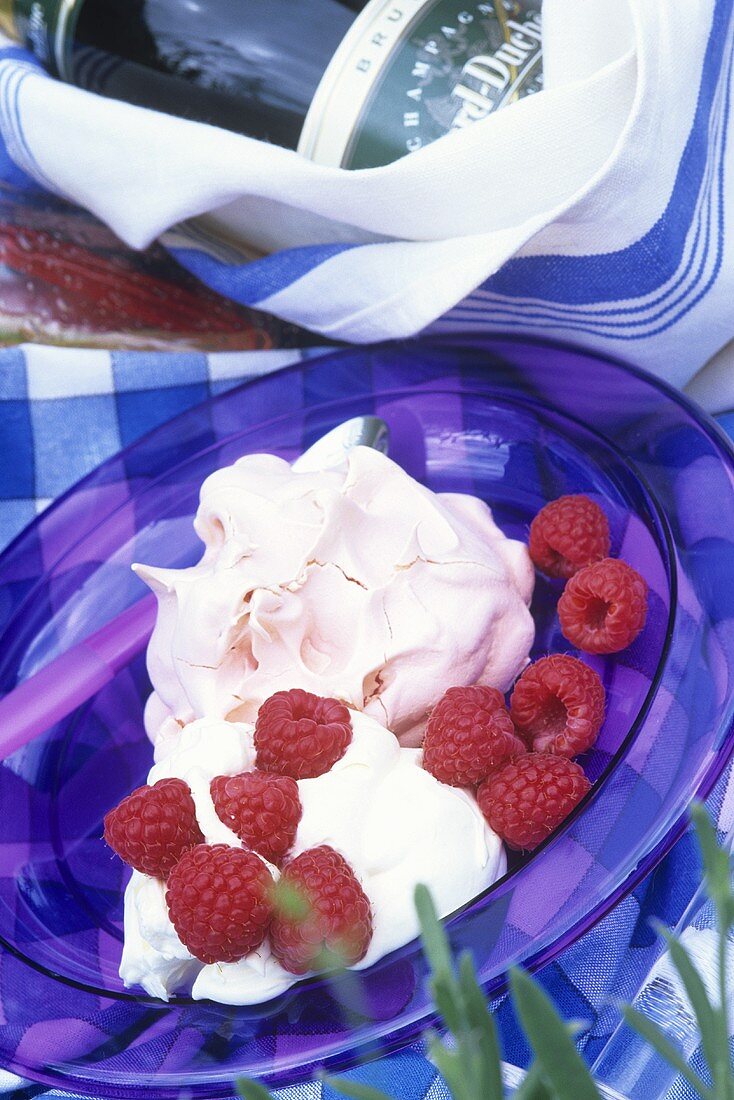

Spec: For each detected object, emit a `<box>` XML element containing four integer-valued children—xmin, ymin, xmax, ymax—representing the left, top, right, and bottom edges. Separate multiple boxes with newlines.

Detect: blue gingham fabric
<box><xmin>0</xmin><ymin>0</ymin><xmax>733</xmax><ymax>395</ymax></box>
<box><xmin>1</xmin><ymin>341</ymin><xmax>734</xmax><ymax>1100</ymax></box>
<box><xmin>0</xmin><ymin>345</ymin><xmax>322</xmax><ymax>552</ymax></box>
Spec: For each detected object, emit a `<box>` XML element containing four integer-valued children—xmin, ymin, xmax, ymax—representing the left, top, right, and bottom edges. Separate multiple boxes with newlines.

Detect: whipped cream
<box><xmin>136</xmin><ymin>446</ymin><xmax>534</xmax><ymax>747</ymax></box>
<box><xmin>120</xmin><ymin>712</ymin><xmax>506</xmax><ymax>1004</ymax></box>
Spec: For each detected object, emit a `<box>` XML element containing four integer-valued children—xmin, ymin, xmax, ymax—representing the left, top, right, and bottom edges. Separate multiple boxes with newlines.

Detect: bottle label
<box><xmin>12</xmin><ymin>0</ymin><xmax>79</xmax><ymax>74</ymax></box>
<box><xmin>298</xmin><ymin>0</ymin><xmax>542</xmax><ymax>169</ymax></box>
<box><xmin>14</xmin><ymin>0</ymin><xmax>541</xmax><ymax>171</ymax></box>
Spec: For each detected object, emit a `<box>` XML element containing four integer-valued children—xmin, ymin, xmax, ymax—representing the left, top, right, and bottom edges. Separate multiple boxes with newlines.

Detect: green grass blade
<box><xmin>415</xmin><ymin>884</ymin><xmax>454</xmax><ymax>978</ymax></box>
<box><xmin>457</xmin><ymin>951</ymin><xmax>504</xmax><ymax>1100</ymax></box>
<box><xmin>716</xmin><ymin>922</ymin><xmax>734</xmax><ymax>1100</ymax></box>
<box><xmin>426</xmin><ymin>1030</ymin><xmax>471</xmax><ymax>1100</ymax></box>
<box><xmin>236</xmin><ymin>1079</ymin><xmax>276</xmax><ymax>1100</ymax></box>
<box><xmin>323</xmin><ymin>1077</ymin><xmax>395</xmax><ymax>1100</ymax></box>
<box><xmin>690</xmin><ymin>803</ymin><xmax>733</xmax><ymax>923</ymax></box>
<box><xmin>690</xmin><ymin>804</ymin><xmax>734</xmax><ymax>1100</ymax></box>
<box><xmin>513</xmin><ymin>1062</ymin><xmax>556</xmax><ymax>1100</ymax></box>
<box><xmin>510</xmin><ymin>968</ymin><xmax>599</xmax><ymax>1100</ymax></box>
<box><xmin>653</xmin><ymin>924</ymin><xmax>722</xmax><ymax>1086</ymax></box>
<box><xmin>430</xmin><ymin>972</ymin><xmax>464</xmax><ymax>1037</ymax></box>
<box><xmin>621</xmin><ymin>1006</ymin><xmax>715</xmax><ymax>1100</ymax></box>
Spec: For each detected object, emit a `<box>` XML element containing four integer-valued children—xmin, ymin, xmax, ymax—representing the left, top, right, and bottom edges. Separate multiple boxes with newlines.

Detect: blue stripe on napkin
<box><xmin>173</xmin><ymin>242</ymin><xmax>360</xmax><ymax>306</ymax></box>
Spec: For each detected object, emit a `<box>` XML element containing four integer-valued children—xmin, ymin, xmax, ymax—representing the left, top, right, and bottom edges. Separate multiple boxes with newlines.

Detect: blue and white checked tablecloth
<box><xmin>1</xmin><ymin>342</ymin><xmax>734</xmax><ymax>1100</ymax></box>
<box><xmin>0</xmin><ymin>345</ymin><xmax>319</xmax><ymax>552</ymax></box>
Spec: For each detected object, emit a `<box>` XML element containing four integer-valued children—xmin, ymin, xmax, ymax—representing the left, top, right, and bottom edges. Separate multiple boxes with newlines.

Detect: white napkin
<box><xmin>1</xmin><ymin>0</ymin><xmax>733</xmax><ymax>401</ymax></box>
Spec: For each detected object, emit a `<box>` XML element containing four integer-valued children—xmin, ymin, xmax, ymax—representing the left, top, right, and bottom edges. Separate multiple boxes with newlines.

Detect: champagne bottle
<box><xmin>0</xmin><ymin>0</ymin><xmax>542</xmax><ymax>169</ymax></box>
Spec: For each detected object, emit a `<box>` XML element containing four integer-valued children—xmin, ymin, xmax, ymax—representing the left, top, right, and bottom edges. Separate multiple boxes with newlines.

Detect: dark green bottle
<box><xmin>2</xmin><ymin>0</ymin><xmax>542</xmax><ymax>168</ymax></box>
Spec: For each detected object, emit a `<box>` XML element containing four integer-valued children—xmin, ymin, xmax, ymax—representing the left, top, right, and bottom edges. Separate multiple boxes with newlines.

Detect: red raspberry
<box><xmin>270</xmin><ymin>846</ymin><xmax>373</xmax><ymax>974</ymax></box>
<box><xmin>477</xmin><ymin>753</ymin><xmax>590</xmax><ymax>851</ymax></box>
<box><xmin>529</xmin><ymin>495</ymin><xmax>610</xmax><ymax>579</ymax></box>
<box><xmin>254</xmin><ymin>689</ymin><xmax>352</xmax><ymax>780</ymax></box>
<box><xmin>558</xmin><ymin>557</ymin><xmax>648</xmax><ymax>654</ymax></box>
<box><xmin>166</xmin><ymin>844</ymin><xmax>274</xmax><ymax>964</ymax></box>
<box><xmin>422</xmin><ymin>685</ymin><xmax>525</xmax><ymax>788</ymax></box>
<box><xmin>103</xmin><ymin>777</ymin><xmax>204</xmax><ymax>878</ymax></box>
<box><xmin>210</xmin><ymin>770</ymin><xmax>302</xmax><ymax>865</ymax></box>
<box><xmin>510</xmin><ymin>655</ymin><xmax>605</xmax><ymax>758</ymax></box>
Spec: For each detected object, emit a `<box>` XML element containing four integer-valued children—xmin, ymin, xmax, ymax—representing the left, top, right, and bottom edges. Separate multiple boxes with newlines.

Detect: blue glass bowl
<box><xmin>1</xmin><ymin>337</ymin><xmax>733</xmax><ymax>1097</ymax></box>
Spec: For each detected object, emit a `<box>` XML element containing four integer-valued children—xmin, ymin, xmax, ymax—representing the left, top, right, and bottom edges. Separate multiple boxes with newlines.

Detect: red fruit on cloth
<box><xmin>254</xmin><ymin>688</ymin><xmax>353</xmax><ymax>779</ymax></box>
<box><xmin>529</xmin><ymin>495</ymin><xmax>610</xmax><ymax>579</ymax></box>
<box><xmin>270</xmin><ymin>846</ymin><xmax>373</xmax><ymax>974</ymax></box>
<box><xmin>210</xmin><ymin>770</ymin><xmax>302</xmax><ymax>865</ymax></box>
<box><xmin>558</xmin><ymin>558</ymin><xmax>648</xmax><ymax>654</ymax></box>
<box><xmin>103</xmin><ymin>777</ymin><xmax>204</xmax><ymax>878</ymax></box>
<box><xmin>477</xmin><ymin>753</ymin><xmax>591</xmax><ymax>851</ymax></box>
<box><xmin>510</xmin><ymin>655</ymin><xmax>605</xmax><ymax>758</ymax></box>
<box><xmin>166</xmin><ymin>844</ymin><xmax>274</xmax><ymax>964</ymax></box>
<box><xmin>422</xmin><ymin>685</ymin><xmax>525</xmax><ymax>788</ymax></box>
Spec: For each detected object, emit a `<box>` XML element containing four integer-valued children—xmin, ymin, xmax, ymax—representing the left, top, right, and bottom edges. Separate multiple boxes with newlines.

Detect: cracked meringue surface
<box><xmin>120</xmin><ymin>712</ymin><xmax>506</xmax><ymax>1004</ymax></box>
<box><xmin>135</xmin><ymin>446</ymin><xmax>535</xmax><ymax>748</ymax></box>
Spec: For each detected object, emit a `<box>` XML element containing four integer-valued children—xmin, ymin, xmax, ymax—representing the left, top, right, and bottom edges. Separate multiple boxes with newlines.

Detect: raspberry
<box><xmin>103</xmin><ymin>777</ymin><xmax>204</xmax><ymax>878</ymax></box>
<box><xmin>254</xmin><ymin>688</ymin><xmax>352</xmax><ymax>780</ymax></box>
<box><xmin>422</xmin><ymin>685</ymin><xmax>525</xmax><ymax>788</ymax></box>
<box><xmin>529</xmin><ymin>495</ymin><xmax>610</xmax><ymax>579</ymax></box>
<box><xmin>558</xmin><ymin>557</ymin><xmax>648</xmax><ymax>654</ymax></box>
<box><xmin>510</xmin><ymin>655</ymin><xmax>605</xmax><ymax>758</ymax></box>
<box><xmin>166</xmin><ymin>844</ymin><xmax>274</xmax><ymax>964</ymax></box>
<box><xmin>210</xmin><ymin>770</ymin><xmax>302</xmax><ymax>865</ymax></box>
<box><xmin>477</xmin><ymin>753</ymin><xmax>590</xmax><ymax>851</ymax></box>
<box><xmin>270</xmin><ymin>846</ymin><xmax>373</xmax><ymax>974</ymax></box>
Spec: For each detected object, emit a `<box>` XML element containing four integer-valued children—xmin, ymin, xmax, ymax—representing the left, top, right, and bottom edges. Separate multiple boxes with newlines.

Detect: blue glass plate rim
<box><xmin>0</xmin><ymin>335</ymin><xmax>732</xmax><ymax>1097</ymax></box>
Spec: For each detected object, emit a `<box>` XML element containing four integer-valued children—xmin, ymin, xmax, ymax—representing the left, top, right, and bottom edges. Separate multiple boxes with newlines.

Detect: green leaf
<box><xmin>653</xmin><ymin>923</ymin><xmax>722</xmax><ymax>1087</ymax></box>
<box><xmin>514</xmin><ymin>1062</ymin><xmax>556</xmax><ymax>1100</ymax></box>
<box><xmin>322</xmin><ymin>1076</ymin><xmax>395</xmax><ymax>1100</ymax></box>
<box><xmin>691</xmin><ymin>803</ymin><xmax>733</xmax><ymax>923</ymax></box>
<box><xmin>690</xmin><ymin>804</ymin><xmax>734</xmax><ymax>1100</ymax></box>
<box><xmin>430</xmin><ymin>971</ymin><xmax>464</xmax><ymax>1038</ymax></box>
<box><xmin>426</xmin><ymin>1030</ymin><xmax>471</xmax><ymax>1100</ymax></box>
<box><xmin>510</xmin><ymin>967</ymin><xmax>599</xmax><ymax>1100</ymax></box>
<box><xmin>621</xmin><ymin>1005</ymin><xmax>715</xmax><ymax>1100</ymax></box>
<box><xmin>417</xmin><ymin>885</ymin><xmax>505</xmax><ymax>1100</ymax></box>
<box><xmin>236</xmin><ymin>1079</ymin><xmax>276</xmax><ymax>1100</ymax></box>
<box><xmin>716</xmin><ymin>932</ymin><xmax>734</xmax><ymax>1100</ymax></box>
<box><xmin>457</xmin><ymin>951</ymin><xmax>504</xmax><ymax>1100</ymax></box>
<box><xmin>415</xmin><ymin>884</ymin><xmax>454</xmax><ymax>979</ymax></box>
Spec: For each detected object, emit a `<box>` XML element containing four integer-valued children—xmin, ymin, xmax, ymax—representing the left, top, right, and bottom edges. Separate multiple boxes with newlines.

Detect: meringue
<box><xmin>120</xmin><ymin>712</ymin><xmax>506</xmax><ymax>1004</ymax></box>
<box><xmin>136</xmin><ymin>446</ymin><xmax>534</xmax><ymax>747</ymax></box>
